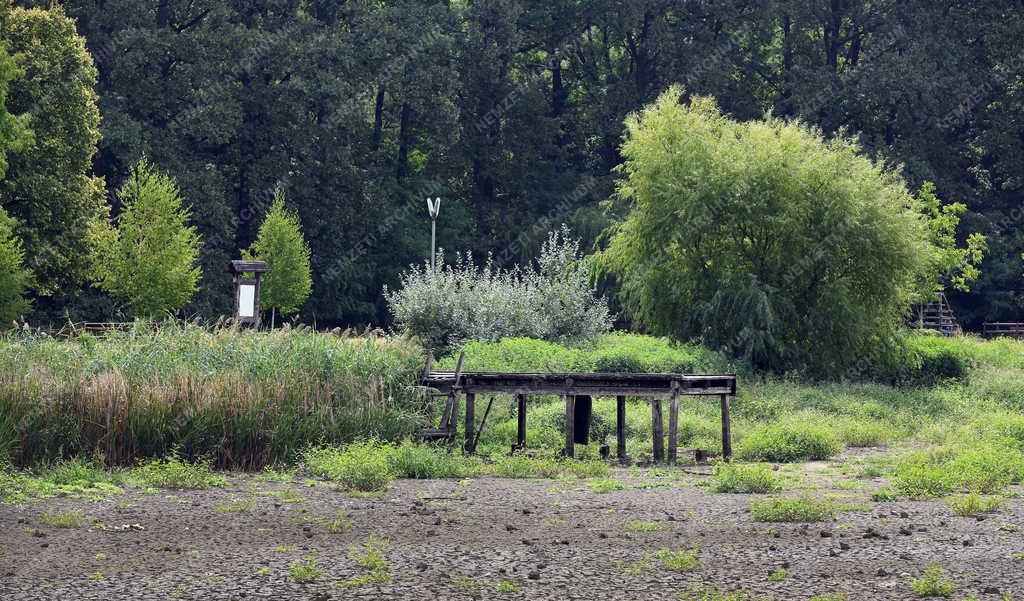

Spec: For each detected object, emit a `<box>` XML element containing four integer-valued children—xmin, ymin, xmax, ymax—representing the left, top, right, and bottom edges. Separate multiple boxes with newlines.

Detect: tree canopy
<box><xmin>1</xmin><ymin>0</ymin><xmax>1022</xmax><ymax>331</ymax></box>
<box><xmin>599</xmin><ymin>88</ymin><xmax>981</xmax><ymax>374</ymax></box>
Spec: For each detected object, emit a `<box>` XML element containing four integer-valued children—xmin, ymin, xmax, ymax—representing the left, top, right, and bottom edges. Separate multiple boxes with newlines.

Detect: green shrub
<box><xmin>712</xmin><ymin>463</ymin><xmax>781</xmax><ymax>493</ymax></box>
<box><xmin>302</xmin><ymin>441</ymin><xmax>395</xmax><ymax>492</ymax></box>
<box><xmin>870</xmin><ymin>333</ymin><xmax>973</xmax><ymax>386</ymax></box>
<box><xmin>386</xmin><ymin>227</ymin><xmax>611</xmax><ymax>351</ymax></box>
<box><xmin>750</xmin><ymin>495</ymin><xmax>835</xmax><ymax>522</ymax></box>
<box><xmin>128</xmin><ymin>456</ymin><xmax>224</xmax><ymax>489</ymax></box>
<box><xmin>738</xmin><ymin>422</ymin><xmax>840</xmax><ymax>462</ymax></box>
<box><xmin>909</xmin><ymin>563</ymin><xmax>956</xmax><ymax>597</ymax></box>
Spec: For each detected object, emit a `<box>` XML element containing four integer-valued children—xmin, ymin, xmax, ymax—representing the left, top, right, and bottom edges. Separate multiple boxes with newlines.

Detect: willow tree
<box><xmin>599</xmin><ymin>87</ymin><xmax>983</xmax><ymax>375</ymax></box>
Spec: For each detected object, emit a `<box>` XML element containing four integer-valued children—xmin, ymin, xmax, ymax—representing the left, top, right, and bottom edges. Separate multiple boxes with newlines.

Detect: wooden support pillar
<box><xmin>463</xmin><ymin>392</ymin><xmax>475</xmax><ymax>454</ymax></box>
<box><xmin>516</xmin><ymin>394</ymin><xmax>527</xmax><ymax>449</ymax></box>
<box><xmin>651</xmin><ymin>399</ymin><xmax>664</xmax><ymax>463</ymax></box>
<box><xmin>668</xmin><ymin>389</ymin><xmax>679</xmax><ymax>465</ymax></box>
<box><xmin>564</xmin><ymin>395</ymin><xmax>575</xmax><ymax>458</ymax></box>
<box><xmin>616</xmin><ymin>395</ymin><xmax>627</xmax><ymax>460</ymax></box>
<box><xmin>720</xmin><ymin>393</ymin><xmax>732</xmax><ymax>461</ymax></box>
<box><xmin>450</xmin><ymin>391</ymin><xmax>459</xmax><ymax>444</ymax></box>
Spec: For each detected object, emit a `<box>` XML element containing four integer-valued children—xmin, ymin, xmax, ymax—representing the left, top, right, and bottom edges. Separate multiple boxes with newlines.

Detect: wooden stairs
<box><xmin>914</xmin><ymin>292</ymin><xmax>960</xmax><ymax>337</ymax></box>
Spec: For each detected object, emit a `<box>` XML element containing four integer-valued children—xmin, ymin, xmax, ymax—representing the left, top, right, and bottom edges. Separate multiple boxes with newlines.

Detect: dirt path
<box><xmin>1</xmin><ymin>465</ymin><xmax>1022</xmax><ymax>600</ymax></box>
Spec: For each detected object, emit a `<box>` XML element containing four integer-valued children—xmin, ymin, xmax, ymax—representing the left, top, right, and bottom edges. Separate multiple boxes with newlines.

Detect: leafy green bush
<box><xmin>490</xmin><ymin>454</ymin><xmax>565</xmax><ymax>479</ymax></box>
<box><xmin>41</xmin><ymin>457</ymin><xmax>120</xmax><ymax>487</ymax></box>
<box><xmin>302</xmin><ymin>441</ymin><xmax>396</xmax><ymax>492</ymax></box>
<box><xmin>386</xmin><ymin>227</ymin><xmax>611</xmax><ymax>351</ymax></box>
<box><xmin>128</xmin><ymin>456</ymin><xmax>224</xmax><ymax>489</ymax></box>
<box><xmin>712</xmin><ymin>463</ymin><xmax>781</xmax><ymax>493</ymax></box>
<box><xmin>737</xmin><ymin>422</ymin><xmax>841</xmax><ymax>462</ymax></box>
<box><xmin>750</xmin><ymin>495</ymin><xmax>835</xmax><ymax>522</ymax></box>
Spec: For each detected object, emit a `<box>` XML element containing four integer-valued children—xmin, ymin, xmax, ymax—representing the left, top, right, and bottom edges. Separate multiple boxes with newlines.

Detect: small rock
<box><xmin>820</xmin><ymin>531</ymin><xmax>833</xmax><ymax>538</ymax></box>
<box><xmin>962</xmin><ymin>539</ymin><xmax>974</xmax><ymax>547</ymax></box>
<box><xmin>899</xmin><ymin>511</ymin><xmax>909</xmax><ymax>518</ymax></box>
<box><xmin>983</xmin><ymin>586</ymin><xmax>1000</xmax><ymax>594</ymax></box>
<box><xmin>840</xmin><ymin>542</ymin><xmax>851</xmax><ymax>550</ymax></box>
<box><xmin>876</xmin><ymin>568</ymin><xmax>889</xmax><ymax>577</ymax></box>
<box><xmin>527</xmin><ymin>571</ymin><xmax>540</xmax><ymax>580</ymax></box>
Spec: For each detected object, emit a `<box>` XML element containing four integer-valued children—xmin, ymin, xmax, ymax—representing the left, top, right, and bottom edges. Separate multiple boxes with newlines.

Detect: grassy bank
<box><xmin>441</xmin><ymin>334</ymin><xmax>1024</xmax><ymax>486</ymax></box>
<box><xmin>0</xmin><ymin>322</ymin><xmax>426</xmax><ymax>468</ymax></box>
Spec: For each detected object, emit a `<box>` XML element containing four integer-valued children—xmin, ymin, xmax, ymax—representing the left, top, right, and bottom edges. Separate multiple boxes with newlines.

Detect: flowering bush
<box><xmin>385</xmin><ymin>227</ymin><xmax>612</xmax><ymax>351</ymax></box>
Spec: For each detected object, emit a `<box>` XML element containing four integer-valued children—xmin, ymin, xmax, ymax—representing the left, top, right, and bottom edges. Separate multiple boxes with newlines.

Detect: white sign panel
<box><xmin>238</xmin><ymin>284</ymin><xmax>256</xmax><ymax>318</ymax></box>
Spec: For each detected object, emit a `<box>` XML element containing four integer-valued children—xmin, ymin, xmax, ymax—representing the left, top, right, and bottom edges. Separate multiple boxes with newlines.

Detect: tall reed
<box><xmin>0</xmin><ymin>321</ymin><xmax>427</xmax><ymax>468</ymax></box>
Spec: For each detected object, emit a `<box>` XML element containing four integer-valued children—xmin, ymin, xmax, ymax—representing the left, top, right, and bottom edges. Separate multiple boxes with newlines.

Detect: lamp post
<box><xmin>426</xmin><ymin>197</ymin><xmax>441</xmax><ymax>274</ymax></box>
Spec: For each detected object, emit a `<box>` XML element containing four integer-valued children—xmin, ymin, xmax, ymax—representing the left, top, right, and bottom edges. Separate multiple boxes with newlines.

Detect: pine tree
<box><xmin>0</xmin><ymin>206</ymin><xmax>30</xmax><ymax>324</ymax></box>
<box><xmin>91</xmin><ymin>157</ymin><xmax>202</xmax><ymax>318</ymax></box>
<box><xmin>246</xmin><ymin>188</ymin><xmax>312</xmax><ymax>326</ymax></box>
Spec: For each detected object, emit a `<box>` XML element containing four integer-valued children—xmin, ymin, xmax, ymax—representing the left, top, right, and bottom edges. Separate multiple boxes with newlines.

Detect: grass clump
<box><xmin>337</xmin><ymin>536</ymin><xmax>390</xmax><ymax>587</ymax></box>
<box><xmin>909</xmin><ymin>563</ymin><xmax>956</xmax><ymax>597</ymax></box>
<box><xmin>389</xmin><ymin>441</ymin><xmax>473</xmax><ymax>479</ymax></box>
<box><xmin>767</xmin><ymin>567</ymin><xmax>787</xmax><ymax>581</ymax></box>
<box><xmin>871</xmin><ymin>488</ymin><xmax>900</xmax><ymax>502</ymax></box>
<box><xmin>894</xmin><ymin>443</ymin><xmax>1024</xmax><ymax>499</ymax></box>
<box><xmin>303</xmin><ymin>441</ymin><xmax>395</xmax><ymax>492</ymax></box>
<box><xmin>495</xmin><ymin>579</ymin><xmax>519</xmax><ymax>593</ymax></box>
<box><xmin>944</xmin><ymin>493</ymin><xmax>1003</xmax><ymax>517</ymax></box>
<box><xmin>625</xmin><ymin>520</ymin><xmax>665</xmax><ymax>532</ymax></box>
<box><xmin>737</xmin><ymin>422</ymin><xmax>840</xmax><ymax>462</ymax></box>
<box><xmin>491</xmin><ymin>454</ymin><xmax>564</xmax><ymax>479</ymax></box>
<box><xmin>289</xmin><ymin>553</ymin><xmax>323</xmax><ymax>584</ymax></box>
<box><xmin>712</xmin><ymin>463</ymin><xmax>781</xmax><ymax>493</ymax></box>
<box><xmin>41</xmin><ymin>510</ymin><xmax>85</xmax><ymax>528</ymax></box>
<box><xmin>656</xmin><ymin>546</ymin><xmax>700</xmax><ymax>572</ymax></box>
<box><xmin>750</xmin><ymin>495</ymin><xmax>835</xmax><ymax>522</ymax></box>
<box><xmin>216</xmin><ymin>496</ymin><xmax>257</xmax><ymax>513</ymax></box>
<box><xmin>128</xmin><ymin>456</ymin><xmax>224</xmax><ymax>489</ymax></box>
<box><xmin>587</xmin><ymin>478</ymin><xmax>626</xmax><ymax>493</ymax></box>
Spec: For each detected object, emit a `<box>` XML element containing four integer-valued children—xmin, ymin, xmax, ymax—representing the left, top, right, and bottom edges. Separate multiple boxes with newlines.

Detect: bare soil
<box><xmin>1</xmin><ymin>459</ymin><xmax>1022</xmax><ymax>600</ymax></box>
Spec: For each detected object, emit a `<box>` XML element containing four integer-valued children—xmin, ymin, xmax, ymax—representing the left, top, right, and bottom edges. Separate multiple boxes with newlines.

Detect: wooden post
<box><xmin>464</xmin><ymin>392</ymin><xmax>475</xmax><ymax>454</ymax></box>
<box><xmin>720</xmin><ymin>393</ymin><xmax>732</xmax><ymax>461</ymax></box>
<box><xmin>516</xmin><ymin>394</ymin><xmax>527</xmax><ymax>449</ymax></box>
<box><xmin>651</xmin><ymin>399</ymin><xmax>664</xmax><ymax>463</ymax></box>
<box><xmin>564</xmin><ymin>395</ymin><xmax>575</xmax><ymax>458</ymax></box>
<box><xmin>616</xmin><ymin>395</ymin><xmax>627</xmax><ymax>460</ymax></box>
<box><xmin>668</xmin><ymin>388</ymin><xmax>679</xmax><ymax>465</ymax></box>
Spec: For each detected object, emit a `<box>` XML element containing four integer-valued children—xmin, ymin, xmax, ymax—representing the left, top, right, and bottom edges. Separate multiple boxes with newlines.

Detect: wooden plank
<box><xmin>616</xmin><ymin>395</ymin><xmax>626</xmax><ymax>460</ymax></box>
<box><xmin>651</xmin><ymin>399</ymin><xmax>664</xmax><ymax>463</ymax></box>
<box><xmin>516</xmin><ymin>394</ymin><xmax>527</xmax><ymax>449</ymax></box>
<box><xmin>564</xmin><ymin>395</ymin><xmax>575</xmax><ymax>458</ymax></box>
<box><xmin>720</xmin><ymin>394</ymin><xmax>732</xmax><ymax>461</ymax></box>
<box><xmin>668</xmin><ymin>389</ymin><xmax>679</xmax><ymax>465</ymax></box>
<box><xmin>463</xmin><ymin>392</ymin><xmax>475</xmax><ymax>454</ymax></box>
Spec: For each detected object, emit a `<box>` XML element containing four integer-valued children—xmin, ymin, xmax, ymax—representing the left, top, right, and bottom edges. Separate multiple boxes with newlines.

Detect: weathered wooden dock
<box><xmin>420</xmin><ymin>354</ymin><xmax>737</xmax><ymax>463</ymax></box>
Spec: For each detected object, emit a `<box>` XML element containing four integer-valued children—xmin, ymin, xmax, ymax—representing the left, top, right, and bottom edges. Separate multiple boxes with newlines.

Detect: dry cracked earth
<box><xmin>1</xmin><ymin>456</ymin><xmax>1023</xmax><ymax>601</ymax></box>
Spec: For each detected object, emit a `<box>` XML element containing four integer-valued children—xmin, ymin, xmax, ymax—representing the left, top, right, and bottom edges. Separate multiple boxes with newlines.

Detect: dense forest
<box><xmin>4</xmin><ymin>0</ymin><xmax>1024</xmax><ymax>329</ymax></box>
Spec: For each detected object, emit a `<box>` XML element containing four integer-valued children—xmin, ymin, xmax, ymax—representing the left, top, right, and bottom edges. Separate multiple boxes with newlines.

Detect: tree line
<box><xmin>1</xmin><ymin>1</ymin><xmax>1023</xmax><ymax>329</ymax></box>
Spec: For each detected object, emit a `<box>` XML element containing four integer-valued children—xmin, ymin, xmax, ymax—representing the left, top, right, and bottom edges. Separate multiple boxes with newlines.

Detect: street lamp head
<box><xmin>426</xmin><ymin>197</ymin><xmax>441</xmax><ymax>219</ymax></box>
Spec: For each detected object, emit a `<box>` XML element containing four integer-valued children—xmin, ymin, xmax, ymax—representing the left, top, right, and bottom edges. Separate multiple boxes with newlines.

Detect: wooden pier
<box><xmin>420</xmin><ymin>358</ymin><xmax>737</xmax><ymax>463</ymax></box>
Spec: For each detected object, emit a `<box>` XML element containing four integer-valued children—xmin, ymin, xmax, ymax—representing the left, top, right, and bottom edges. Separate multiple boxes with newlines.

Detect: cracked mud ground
<box><xmin>1</xmin><ymin>460</ymin><xmax>1022</xmax><ymax>601</ymax></box>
